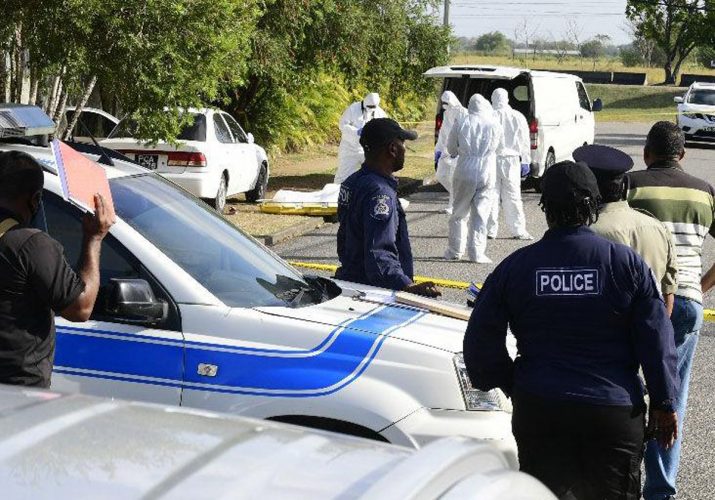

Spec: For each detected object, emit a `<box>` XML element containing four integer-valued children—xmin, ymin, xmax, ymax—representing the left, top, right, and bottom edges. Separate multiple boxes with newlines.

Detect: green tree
<box><xmin>626</xmin><ymin>0</ymin><xmax>712</xmax><ymax>84</ymax></box>
<box><xmin>474</xmin><ymin>32</ymin><xmax>511</xmax><ymax>54</ymax></box>
<box><xmin>0</xmin><ymin>0</ymin><xmax>259</xmax><ymax>142</ymax></box>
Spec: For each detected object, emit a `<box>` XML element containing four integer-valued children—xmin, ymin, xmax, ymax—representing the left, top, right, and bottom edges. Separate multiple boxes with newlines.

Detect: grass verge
<box><xmin>587</xmin><ymin>84</ymin><xmax>684</xmax><ymax>123</ymax></box>
<box><xmin>224</xmin><ymin>122</ymin><xmax>436</xmax><ymax>239</ymax></box>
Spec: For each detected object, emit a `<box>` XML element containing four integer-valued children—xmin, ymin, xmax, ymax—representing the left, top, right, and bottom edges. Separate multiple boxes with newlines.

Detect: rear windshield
<box><xmin>441</xmin><ymin>74</ymin><xmax>531</xmax><ymax>118</ymax></box>
<box><xmin>687</xmin><ymin>90</ymin><xmax>715</xmax><ymax>106</ymax></box>
<box><xmin>108</xmin><ymin>113</ymin><xmax>206</xmax><ymax>141</ymax></box>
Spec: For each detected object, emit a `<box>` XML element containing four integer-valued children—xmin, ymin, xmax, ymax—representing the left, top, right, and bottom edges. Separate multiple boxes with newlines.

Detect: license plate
<box><xmin>136</xmin><ymin>154</ymin><xmax>159</xmax><ymax>170</ymax></box>
<box><xmin>702</xmin><ymin>127</ymin><xmax>715</xmax><ymax>132</ymax></box>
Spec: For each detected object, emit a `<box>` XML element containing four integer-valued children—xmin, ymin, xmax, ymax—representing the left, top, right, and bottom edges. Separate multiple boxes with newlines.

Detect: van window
<box><xmin>513</xmin><ymin>86</ymin><xmax>529</xmax><ymax>102</ymax></box>
<box><xmin>576</xmin><ymin>82</ymin><xmax>591</xmax><ymax>111</ymax></box>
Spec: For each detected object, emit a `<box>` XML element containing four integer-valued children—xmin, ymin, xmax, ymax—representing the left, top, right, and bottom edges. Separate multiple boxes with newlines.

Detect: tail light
<box><xmin>529</xmin><ymin>118</ymin><xmax>539</xmax><ymax>150</ymax></box>
<box><xmin>435</xmin><ymin>113</ymin><xmax>443</xmax><ymax>143</ymax></box>
<box><xmin>167</xmin><ymin>151</ymin><xmax>206</xmax><ymax>167</ymax></box>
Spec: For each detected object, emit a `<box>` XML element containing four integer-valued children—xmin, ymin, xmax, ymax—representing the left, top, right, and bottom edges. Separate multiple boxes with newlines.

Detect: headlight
<box><xmin>453</xmin><ymin>353</ymin><xmax>512</xmax><ymax>413</ymax></box>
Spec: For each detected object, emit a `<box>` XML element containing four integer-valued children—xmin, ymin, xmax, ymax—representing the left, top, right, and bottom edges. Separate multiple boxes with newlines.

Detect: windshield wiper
<box><xmin>276</xmin><ymin>285</ymin><xmax>312</xmax><ymax>307</ymax></box>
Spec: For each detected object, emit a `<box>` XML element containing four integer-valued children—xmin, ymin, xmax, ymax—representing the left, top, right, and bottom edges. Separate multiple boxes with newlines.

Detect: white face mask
<box><xmin>442</xmin><ymin>102</ymin><xmax>449</xmax><ymax>110</ymax></box>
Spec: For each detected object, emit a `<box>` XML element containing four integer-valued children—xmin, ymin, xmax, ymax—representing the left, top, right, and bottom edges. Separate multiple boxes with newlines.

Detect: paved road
<box><xmin>275</xmin><ymin>122</ymin><xmax>714</xmax><ymax>498</ymax></box>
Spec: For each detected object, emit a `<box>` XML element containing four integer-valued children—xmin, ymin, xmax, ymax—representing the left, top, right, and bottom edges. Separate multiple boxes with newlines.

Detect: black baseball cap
<box><xmin>541</xmin><ymin>160</ymin><xmax>601</xmax><ymax>204</ymax></box>
<box><xmin>572</xmin><ymin>144</ymin><xmax>634</xmax><ymax>178</ymax></box>
<box><xmin>360</xmin><ymin>118</ymin><xmax>418</xmax><ymax>153</ymax></box>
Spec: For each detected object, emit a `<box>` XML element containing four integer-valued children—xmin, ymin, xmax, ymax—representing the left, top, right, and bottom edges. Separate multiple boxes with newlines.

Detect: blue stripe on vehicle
<box><xmin>56</xmin><ymin>305</ymin><xmax>383</xmax><ymax>355</ymax></box>
<box><xmin>54</xmin><ymin>305</ymin><xmax>425</xmax><ymax>397</ymax></box>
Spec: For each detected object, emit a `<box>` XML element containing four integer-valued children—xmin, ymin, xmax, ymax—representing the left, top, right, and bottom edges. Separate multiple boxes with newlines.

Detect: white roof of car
<box><xmin>423</xmin><ymin>65</ymin><xmax>580</xmax><ymax>81</ymax></box>
<box><xmin>690</xmin><ymin>82</ymin><xmax>715</xmax><ymax>90</ymax></box>
<box><xmin>0</xmin><ymin>386</ymin><xmax>555</xmax><ymax>499</ymax></box>
<box><xmin>65</xmin><ymin>106</ymin><xmax>120</xmax><ymax>123</ymax></box>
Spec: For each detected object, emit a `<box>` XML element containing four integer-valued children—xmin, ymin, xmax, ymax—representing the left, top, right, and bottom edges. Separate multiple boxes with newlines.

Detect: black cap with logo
<box><xmin>541</xmin><ymin>160</ymin><xmax>601</xmax><ymax>205</ymax></box>
<box><xmin>360</xmin><ymin>118</ymin><xmax>418</xmax><ymax>153</ymax></box>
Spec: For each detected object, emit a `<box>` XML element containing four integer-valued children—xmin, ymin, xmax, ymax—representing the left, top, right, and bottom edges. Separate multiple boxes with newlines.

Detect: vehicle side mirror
<box><xmin>592</xmin><ymin>98</ymin><xmax>603</xmax><ymax>112</ymax></box>
<box><xmin>246</xmin><ymin>132</ymin><xmax>255</xmax><ymax>144</ymax></box>
<box><xmin>104</xmin><ymin>278</ymin><xmax>167</xmax><ymax>326</ymax></box>
<box><xmin>674</xmin><ymin>96</ymin><xmax>684</xmax><ymax>104</ymax></box>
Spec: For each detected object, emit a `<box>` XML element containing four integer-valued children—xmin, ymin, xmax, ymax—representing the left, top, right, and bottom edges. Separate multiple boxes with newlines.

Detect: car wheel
<box><xmin>212</xmin><ymin>174</ymin><xmax>227</xmax><ymax>212</ymax></box>
<box><xmin>534</xmin><ymin>149</ymin><xmax>555</xmax><ymax>194</ymax></box>
<box><xmin>245</xmin><ymin>164</ymin><xmax>268</xmax><ymax>203</ymax></box>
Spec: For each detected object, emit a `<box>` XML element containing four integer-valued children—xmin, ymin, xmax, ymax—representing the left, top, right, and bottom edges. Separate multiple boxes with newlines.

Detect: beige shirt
<box><xmin>591</xmin><ymin>201</ymin><xmax>678</xmax><ymax>295</ymax></box>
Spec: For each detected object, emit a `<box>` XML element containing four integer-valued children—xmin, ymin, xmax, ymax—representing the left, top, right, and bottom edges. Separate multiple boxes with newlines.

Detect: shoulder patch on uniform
<box><xmin>370</xmin><ymin>194</ymin><xmax>392</xmax><ymax>219</ymax></box>
<box><xmin>535</xmin><ymin>268</ymin><xmax>601</xmax><ymax>297</ymax></box>
<box><xmin>338</xmin><ymin>185</ymin><xmax>351</xmax><ymax>205</ymax></box>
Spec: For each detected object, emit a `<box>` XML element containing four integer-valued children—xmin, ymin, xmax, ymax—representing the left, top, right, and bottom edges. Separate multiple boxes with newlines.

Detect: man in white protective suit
<box><xmin>434</xmin><ymin>90</ymin><xmax>467</xmax><ymax>215</ymax></box>
<box><xmin>444</xmin><ymin>94</ymin><xmax>503</xmax><ymax>263</ymax></box>
<box><xmin>487</xmin><ymin>88</ymin><xmax>533</xmax><ymax>240</ymax></box>
<box><xmin>334</xmin><ymin>92</ymin><xmax>387</xmax><ymax>184</ymax></box>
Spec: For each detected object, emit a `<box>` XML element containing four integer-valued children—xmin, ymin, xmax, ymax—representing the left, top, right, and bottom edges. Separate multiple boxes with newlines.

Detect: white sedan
<box><xmin>102</xmin><ymin>108</ymin><xmax>269</xmax><ymax>211</ymax></box>
<box><xmin>675</xmin><ymin>82</ymin><xmax>715</xmax><ymax>144</ymax></box>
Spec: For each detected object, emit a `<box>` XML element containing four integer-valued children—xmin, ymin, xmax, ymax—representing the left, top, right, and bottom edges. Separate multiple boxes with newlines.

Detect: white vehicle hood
<box><xmin>679</xmin><ymin>103</ymin><xmax>715</xmax><ymax>113</ymax></box>
<box><xmin>255</xmin><ymin>286</ymin><xmax>467</xmax><ymax>354</ymax></box>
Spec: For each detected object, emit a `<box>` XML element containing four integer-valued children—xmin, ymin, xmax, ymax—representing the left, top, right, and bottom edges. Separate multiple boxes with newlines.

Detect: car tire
<box><xmin>245</xmin><ymin>164</ymin><xmax>268</xmax><ymax>203</ymax></box>
<box><xmin>212</xmin><ymin>174</ymin><xmax>228</xmax><ymax>212</ymax></box>
<box><xmin>534</xmin><ymin>149</ymin><xmax>556</xmax><ymax>193</ymax></box>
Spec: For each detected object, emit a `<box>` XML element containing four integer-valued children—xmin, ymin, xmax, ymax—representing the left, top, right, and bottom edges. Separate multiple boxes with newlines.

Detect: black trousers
<box><xmin>512</xmin><ymin>391</ymin><xmax>646</xmax><ymax>500</ymax></box>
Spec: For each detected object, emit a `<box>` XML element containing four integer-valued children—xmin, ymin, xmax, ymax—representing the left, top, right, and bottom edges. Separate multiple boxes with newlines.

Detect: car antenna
<box><xmin>76</xmin><ymin>115</ymin><xmax>115</xmax><ymax>166</ymax></box>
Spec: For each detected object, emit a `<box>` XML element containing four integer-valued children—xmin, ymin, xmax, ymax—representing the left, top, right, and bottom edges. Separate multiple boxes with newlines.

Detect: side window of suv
<box><xmin>42</xmin><ymin>191</ymin><xmax>179</xmax><ymax>330</ymax></box>
<box><xmin>576</xmin><ymin>82</ymin><xmax>591</xmax><ymax>111</ymax></box>
<box><xmin>213</xmin><ymin>114</ymin><xmax>232</xmax><ymax>144</ymax></box>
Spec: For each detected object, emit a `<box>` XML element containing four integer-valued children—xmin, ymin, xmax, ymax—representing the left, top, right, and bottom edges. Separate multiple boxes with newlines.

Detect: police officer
<box><xmin>574</xmin><ymin>144</ymin><xmax>678</xmax><ymax>316</ymax></box>
<box><xmin>335</xmin><ymin>118</ymin><xmax>440</xmax><ymax>298</ymax></box>
<box><xmin>463</xmin><ymin>161</ymin><xmax>678</xmax><ymax>499</ymax></box>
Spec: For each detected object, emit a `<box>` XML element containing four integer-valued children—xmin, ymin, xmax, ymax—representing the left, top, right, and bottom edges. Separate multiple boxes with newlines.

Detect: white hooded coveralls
<box><xmin>435</xmin><ymin>90</ymin><xmax>467</xmax><ymax>210</ymax></box>
<box><xmin>487</xmin><ymin>88</ymin><xmax>531</xmax><ymax>238</ymax></box>
<box><xmin>445</xmin><ymin>94</ymin><xmax>503</xmax><ymax>261</ymax></box>
<box><xmin>334</xmin><ymin>92</ymin><xmax>387</xmax><ymax>184</ymax></box>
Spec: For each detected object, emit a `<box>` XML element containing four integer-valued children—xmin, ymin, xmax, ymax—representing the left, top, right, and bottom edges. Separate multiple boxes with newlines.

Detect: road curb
<box><xmin>255</xmin><ymin>177</ymin><xmax>425</xmax><ymax>247</ymax></box>
<box><xmin>255</xmin><ymin>218</ymin><xmax>326</xmax><ymax>247</ymax></box>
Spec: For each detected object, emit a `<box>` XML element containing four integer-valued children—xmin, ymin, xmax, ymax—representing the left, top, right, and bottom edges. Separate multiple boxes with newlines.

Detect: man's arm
<box><xmin>631</xmin><ymin>259</ymin><xmax>679</xmax><ymax>449</ymax></box>
<box><xmin>361</xmin><ymin>189</ymin><xmax>413</xmax><ymax>291</ymax></box>
<box><xmin>661</xmin><ymin>225</ymin><xmax>678</xmax><ymax>316</ymax></box>
<box><xmin>463</xmin><ymin>267</ymin><xmax>514</xmax><ymax>395</ymax></box>
<box><xmin>702</xmin><ymin>263</ymin><xmax>715</xmax><ymax>295</ymax></box>
<box><xmin>61</xmin><ymin>194</ymin><xmax>114</xmax><ymax>322</ymax></box>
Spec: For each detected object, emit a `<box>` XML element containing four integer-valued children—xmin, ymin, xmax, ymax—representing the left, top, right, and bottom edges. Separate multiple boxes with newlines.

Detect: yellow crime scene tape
<box><xmin>289</xmin><ymin>261</ymin><xmax>715</xmax><ymax>322</ymax></box>
<box><xmin>260</xmin><ymin>202</ymin><xmax>337</xmax><ymax>216</ymax></box>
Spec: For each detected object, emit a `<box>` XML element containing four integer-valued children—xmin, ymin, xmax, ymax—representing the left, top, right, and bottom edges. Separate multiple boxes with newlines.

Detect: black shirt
<box><xmin>0</xmin><ymin>209</ymin><xmax>85</xmax><ymax>387</ymax></box>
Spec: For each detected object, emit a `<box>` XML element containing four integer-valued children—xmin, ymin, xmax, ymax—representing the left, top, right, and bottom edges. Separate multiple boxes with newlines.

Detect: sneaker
<box><xmin>513</xmin><ymin>233</ymin><xmax>534</xmax><ymax>241</ymax></box>
<box><xmin>474</xmin><ymin>255</ymin><xmax>493</xmax><ymax>264</ymax></box>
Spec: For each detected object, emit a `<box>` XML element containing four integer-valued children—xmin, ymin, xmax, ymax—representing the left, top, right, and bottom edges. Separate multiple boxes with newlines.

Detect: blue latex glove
<box><xmin>434</xmin><ymin>151</ymin><xmax>442</xmax><ymax>162</ymax></box>
<box><xmin>520</xmin><ymin>163</ymin><xmax>530</xmax><ymax>178</ymax></box>
<box><xmin>357</xmin><ymin>127</ymin><xmax>363</xmax><ymax>137</ymax></box>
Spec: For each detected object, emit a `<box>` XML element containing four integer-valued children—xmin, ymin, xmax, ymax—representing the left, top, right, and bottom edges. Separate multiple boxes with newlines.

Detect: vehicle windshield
<box><xmin>107</xmin><ymin>113</ymin><xmax>207</xmax><ymax>141</ymax></box>
<box><xmin>110</xmin><ymin>174</ymin><xmax>326</xmax><ymax>308</ymax></box>
<box><xmin>687</xmin><ymin>89</ymin><xmax>715</xmax><ymax>106</ymax></box>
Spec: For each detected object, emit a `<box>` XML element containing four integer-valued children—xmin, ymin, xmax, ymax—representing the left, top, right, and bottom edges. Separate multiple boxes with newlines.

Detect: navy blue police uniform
<box><xmin>335</xmin><ymin>166</ymin><xmax>413</xmax><ymax>290</ymax></box>
<box><xmin>463</xmin><ymin>160</ymin><xmax>678</xmax><ymax>500</ymax></box>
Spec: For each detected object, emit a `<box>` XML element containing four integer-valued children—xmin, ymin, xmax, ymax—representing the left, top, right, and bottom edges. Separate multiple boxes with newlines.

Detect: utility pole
<box><xmin>444</xmin><ymin>0</ymin><xmax>451</xmax><ymax>55</ymax></box>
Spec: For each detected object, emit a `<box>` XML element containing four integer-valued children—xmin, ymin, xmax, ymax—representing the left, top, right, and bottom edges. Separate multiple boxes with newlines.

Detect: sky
<box><xmin>447</xmin><ymin>0</ymin><xmax>631</xmax><ymax>45</ymax></box>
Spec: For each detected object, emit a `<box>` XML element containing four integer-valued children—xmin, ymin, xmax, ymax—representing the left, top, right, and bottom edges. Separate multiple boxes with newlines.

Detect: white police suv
<box><xmin>0</xmin><ymin>105</ymin><xmax>516</xmax><ymax>463</ymax></box>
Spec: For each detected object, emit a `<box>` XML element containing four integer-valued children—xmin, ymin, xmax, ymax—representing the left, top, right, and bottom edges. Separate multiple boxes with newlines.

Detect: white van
<box><xmin>424</xmin><ymin>65</ymin><xmax>602</xmax><ymax>189</ymax></box>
